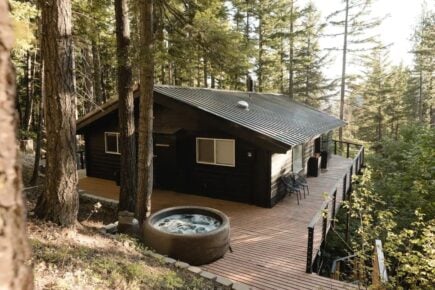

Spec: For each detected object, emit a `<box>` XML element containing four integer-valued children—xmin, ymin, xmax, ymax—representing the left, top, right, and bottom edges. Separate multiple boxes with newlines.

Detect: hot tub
<box><xmin>143</xmin><ymin>206</ymin><xmax>230</xmax><ymax>265</ymax></box>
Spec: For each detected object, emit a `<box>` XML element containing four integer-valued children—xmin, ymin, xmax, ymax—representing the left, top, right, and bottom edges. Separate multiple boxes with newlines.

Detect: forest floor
<box><xmin>22</xmin><ymin>155</ymin><xmax>224</xmax><ymax>290</ymax></box>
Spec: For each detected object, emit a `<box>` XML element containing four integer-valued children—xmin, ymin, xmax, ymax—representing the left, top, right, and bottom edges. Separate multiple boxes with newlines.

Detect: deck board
<box><xmin>79</xmin><ymin>155</ymin><xmax>356</xmax><ymax>289</ymax></box>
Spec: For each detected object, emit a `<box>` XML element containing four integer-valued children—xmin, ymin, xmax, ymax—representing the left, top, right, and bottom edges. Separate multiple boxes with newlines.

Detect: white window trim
<box><xmin>196</xmin><ymin>137</ymin><xmax>235</xmax><ymax>167</ymax></box>
<box><xmin>104</xmin><ymin>132</ymin><xmax>120</xmax><ymax>155</ymax></box>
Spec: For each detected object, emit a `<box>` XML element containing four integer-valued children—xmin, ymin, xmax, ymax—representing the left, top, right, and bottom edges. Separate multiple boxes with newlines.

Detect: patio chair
<box><xmin>291</xmin><ymin>173</ymin><xmax>310</xmax><ymax>197</ymax></box>
<box><xmin>280</xmin><ymin>175</ymin><xmax>302</xmax><ymax>205</ymax></box>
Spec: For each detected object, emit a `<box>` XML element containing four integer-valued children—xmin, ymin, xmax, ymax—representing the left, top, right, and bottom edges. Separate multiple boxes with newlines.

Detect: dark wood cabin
<box><xmin>77</xmin><ymin>86</ymin><xmax>344</xmax><ymax>208</ymax></box>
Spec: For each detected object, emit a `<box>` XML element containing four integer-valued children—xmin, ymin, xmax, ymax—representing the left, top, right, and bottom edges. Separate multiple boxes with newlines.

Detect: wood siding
<box><xmin>85</xmin><ymin>111</ymin><xmax>120</xmax><ymax>181</ymax></box>
<box><xmin>83</xmin><ymin>101</ymin><xmax>272</xmax><ymax>207</ymax></box>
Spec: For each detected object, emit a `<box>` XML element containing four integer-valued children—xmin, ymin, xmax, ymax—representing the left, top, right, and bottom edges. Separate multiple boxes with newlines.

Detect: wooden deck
<box><xmin>79</xmin><ymin>155</ymin><xmax>356</xmax><ymax>289</ymax></box>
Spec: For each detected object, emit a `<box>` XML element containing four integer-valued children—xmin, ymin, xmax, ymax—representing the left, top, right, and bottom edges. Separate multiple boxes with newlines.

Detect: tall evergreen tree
<box><xmin>35</xmin><ymin>0</ymin><xmax>79</xmax><ymax>226</ymax></box>
<box><xmin>327</xmin><ymin>0</ymin><xmax>382</xmax><ymax>141</ymax></box>
<box><xmin>115</xmin><ymin>0</ymin><xmax>137</xmax><ymax>218</ymax></box>
<box><xmin>136</xmin><ymin>0</ymin><xmax>154</xmax><ymax>224</ymax></box>
<box><xmin>0</xmin><ymin>0</ymin><xmax>33</xmax><ymax>287</ymax></box>
<box><xmin>410</xmin><ymin>7</ymin><xmax>435</xmax><ymax>125</ymax></box>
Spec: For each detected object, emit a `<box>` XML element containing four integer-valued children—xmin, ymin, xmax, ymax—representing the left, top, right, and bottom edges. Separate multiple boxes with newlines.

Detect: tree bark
<box><xmin>91</xmin><ymin>40</ymin><xmax>103</xmax><ymax>105</ymax></box>
<box><xmin>288</xmin><ymin>0</ymin><xmax>294</xmax><ymax>98</ymax></box>
<box><xmin>257</xmin><ymin>16</ymin><xmax>263</xmax><ymax>92</ymax></box>
<box><xmin>0</xmin><ymin>0</ymin><xmax>33</xmax><ymax>287</ymax></box>
<box><xmin>84</xmin><ymin>45</ymin><xmax>95</xmax><ymax>113</ymax></box>
<box><xmin>23</xmin><ymin>50</ymin><xmax>34</xmax><ymax>131</ymax></box>
<box><xmin>35</xmin><ymin>0</ymin><xmax>79</xmax><ymax>226</ymax></box>
<box><xmin>137</xmin><ymin>0</ymin><xmax>154</xmax><ymax>225</ymax></box>
<box><xmin>339</xmin><ymin>0</ymin><xmax>349</xmax><ymax>142</ymax></box>
<box><xmin>30</xmin><ymin>65</ymin><xmax>44</xmax><ymax>186</ymax></box>
<box><xmin>115</xmin><ymin>0</ymin><xmax>136</xmax><ymax>213</ymax></box>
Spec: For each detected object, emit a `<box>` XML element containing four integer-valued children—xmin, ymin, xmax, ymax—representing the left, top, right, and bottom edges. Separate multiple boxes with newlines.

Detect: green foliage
<box><xmin>10</xmin><ymin>0</ymin><xmax>38</xmax><ymax>53</ymax></box>
<box><xmin>369</xmin><ymin>125</ymin><xmax>435</xmax><ymax>224</ymax></box>
<box><xmin>347</xmin><ymin>125</ymin><xmax>435</xmax><ymax>288</ymax></box>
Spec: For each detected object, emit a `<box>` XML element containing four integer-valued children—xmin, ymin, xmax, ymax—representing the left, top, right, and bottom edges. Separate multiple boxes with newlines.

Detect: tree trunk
<box><xmin>203</xmin><ymin>54</ymin><xmax>208</xmax><ymax>88</ymax></box>
<box><xmin>23</xmin><ymin>50</ymin><xmax>34</xmax><ymax>131</ymax></box>
<box><xmin>84</xmin><ymin>45</ymin><xmax>95</xmax><ymax>113</ymax></box>
<box><xmin>0</xmin><ymin>0</ymin><xmax>34</xmax><ymax>286</ymax></box>
<box><xmin>257</xmin><ymin>16</ymin><xmax>263</xmax><ymax>92</ymax></box>
<box><xmin>338</xmin><ymin>0</ymin><xmax>349</xmax><ymax>142</ymax></box>
<box><xmin>211</xmin><ymin>74</ymin><xmax>215</xmax><ymax>88</ymax></box>
<box><xmin>137</xmin><ymin>0</ymin><xmax>154</xmax><ymax>225</ymax></box>
<box><xmin>30</xmin><ymin>67</ymin><xmax>44</xmax><ymax>186</ymax></box>
<box><xmin>288</xmin><ymin>0</ymin><xmax>294</xmax><ymax>98</ymax></box>
<box><xmin>305</xmin><ymin>36</ymin><xmax>311</xmax><ymax>105</ymax></box>
<box><xmin>35</xmin><ymin>0</ymin><xmax>79</xmax><ymax>226</ymax></box>
<box><xmin>91</xmin><ymin>40</ymin><xmax>103</xmax><ymax>105</ymax></box>
<box><xmin>115</xmin><ymin>0</ymin><xmax>136</xmax><ymax>214</ymax></box>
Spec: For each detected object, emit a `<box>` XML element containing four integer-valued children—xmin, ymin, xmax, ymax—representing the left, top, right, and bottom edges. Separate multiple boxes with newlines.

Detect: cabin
<box><xmin>76</xmin><ymin>85</ymin><xmax>345</xmax><ymax>208</ymax></box>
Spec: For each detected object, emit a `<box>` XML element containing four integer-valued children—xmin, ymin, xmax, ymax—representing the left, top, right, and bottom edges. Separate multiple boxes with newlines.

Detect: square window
<box><xmin>197</xmin><ymin>138</ymin><xmax>214</xmax><ymax>163</ymax></box>
<box><xmin>196</xmin><ymin>138</ymin><xmax>235</xmax><ymax>167</ymax></box>
<box><xmin>105</xmin><ymin>132</ymin><xmax>119</xmax><ymax>154</ymax></box>
<box><xmin>216</xmin><ymin>139</ymin><xmax>235</xmax><ymax>166</ymax></box>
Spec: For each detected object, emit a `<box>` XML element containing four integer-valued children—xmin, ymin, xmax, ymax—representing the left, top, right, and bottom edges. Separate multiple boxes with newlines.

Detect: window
<box><xmin>292</xmin><ymin>144</ymin><xmax>303</xmax><ymax>173</ymax></box>
<box><xmin>105</xmin><ymin>132</ymin><xmax>120</xmax><ymax>154</ymax></box>
<box><xmin>196</xmin><ymin>138</ymin><xmax>235</xmax><ymax>167</ymax></box>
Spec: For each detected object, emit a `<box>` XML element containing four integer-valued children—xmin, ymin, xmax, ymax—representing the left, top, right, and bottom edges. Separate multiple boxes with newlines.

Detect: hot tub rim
<box><xmin>146</xmin><ymin>206</ymin><xmax>229</xmax><ymax>237</ymax></box>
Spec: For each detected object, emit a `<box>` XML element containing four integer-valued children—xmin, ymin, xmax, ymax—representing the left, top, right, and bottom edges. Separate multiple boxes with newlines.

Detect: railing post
<box><xmin>306</xmin><ymin>227</ymin><xmax>314</xmax><ymax>273</ymax></box>
<box><xmin>334</xmin><ymin>140</ymin><xmax>337</xmax><ymax>155</ymax></box>
<box><xmin>349</xmin><ymin>165</ymin><xmax>353</xmax><ymax>193</ymax></box>
<box><xmin>343</xmin><ymin>174</ymin><xmax>347</xmax><ymax>200</ymax></box>
<box><xmin>361</xmin><ymin>147</ymin><xmax>365</xmax><ymax>167</ymax></box>
<box><xmin>80</xmin><ymin>151</ymin><xmax>85</xmax><ymax>169</ymax></box>
<box><xmin>346</xmin><ymin>143</ymin><xmax>350</xmax><ymax>158</ymax></box>
<box><xmin>322</xmin><ymin>206</ymin><xmax>328</xmax><ymax>242</ymax></box>
<box><xmin>331</xmin><ymin>189</ymin><xmax>337</xmax><ymax>228</ymax></box>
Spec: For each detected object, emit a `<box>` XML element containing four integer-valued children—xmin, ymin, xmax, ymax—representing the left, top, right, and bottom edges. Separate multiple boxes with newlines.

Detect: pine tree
<box><xmin>327</xmin><ymin>0</ymin><xmax>382</xmax><ymax>141</ymax></box>
<box><xmin>115</xmin><ymin>0</ymin><xmax>137</xmax><ymax>219</ymax></box>
<box><xmin>354</xmin><ymin>47</ymin><xmax>392</xmax><ymax>143</ymax></box>
<box><xmin>35</xmin><ymin>0</ymin><xmax>79</xmax><ymax>226</ymax></box>
<box><xmin>0</xmin><ymin>0</ymin><xmax>33</xmax><ymax>287</ymax></box>
<box><xmin>136</xmin><ymin>0</ymin><xmax>154</xmax><ymax>224</ymax></box>
<box><xmin>410</xmin><ymin>7</ymin><xmax>435</xmax><ymax>125</ymax></box>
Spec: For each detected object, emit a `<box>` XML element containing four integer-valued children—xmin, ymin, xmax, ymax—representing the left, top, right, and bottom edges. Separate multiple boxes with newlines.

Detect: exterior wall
<box><xmin>84</xmin><ymin>111</ymin><xmax>120</xmax><ymax>181</ymax></box>
<box><xmin>83</xmin><ymin>103</ymin><xmax>272</xmax><ymax>207</ymax></box>
<box><xmin>271</xmin><ymin>149</ymin><xmax>292</xmax><ymax>201</ymax></box>
<box><xmin>303</xmin><ymin>137</ymin><xmax>316</xmax><ymax>175</ymax></box>
<box><xmin>269</xmin><ymin>136</ymin><xmax>317</xmax><ymax>205</ymax></box>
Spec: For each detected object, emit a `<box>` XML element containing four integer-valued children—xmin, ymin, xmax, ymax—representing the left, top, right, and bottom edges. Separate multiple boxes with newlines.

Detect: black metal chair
<box><xmin>280</xmin><ymin>175</ymin><xmax>302</xmax><ymax>205</ymax></box>
<box><xmin>291</xmin><ymin>173</ymin><xmax>310</xmax><ymax>197</ymax></box>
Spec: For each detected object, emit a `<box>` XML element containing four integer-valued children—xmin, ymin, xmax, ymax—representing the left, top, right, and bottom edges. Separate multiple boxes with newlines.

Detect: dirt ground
<box><xmin>22</xmin><ymin>154</ymin><xmax>226</xmax><ymax>290</ymax></box>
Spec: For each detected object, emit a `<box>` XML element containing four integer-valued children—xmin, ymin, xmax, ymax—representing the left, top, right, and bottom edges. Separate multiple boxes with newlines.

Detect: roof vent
<box><xmin>237</xmin><ymin>100</ymin><xmax>249</xmax><ymax>110</ymax></box>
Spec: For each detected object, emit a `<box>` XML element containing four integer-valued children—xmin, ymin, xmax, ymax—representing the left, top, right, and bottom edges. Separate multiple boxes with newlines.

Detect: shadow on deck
<box><xmin>79</xmin><ymin>154</ymin><xmax>358</xmax><ymax>290</ymax></box>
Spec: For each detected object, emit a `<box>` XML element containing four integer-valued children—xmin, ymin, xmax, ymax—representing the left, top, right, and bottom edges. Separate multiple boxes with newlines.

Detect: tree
<box><xmin>0</xmin><ymin>0</ymin><xmax>33</xmax><ymax>287</ymax></box>
<box><xmin>354</xmin><ymin>47</ymin><xmax>392</xmax><ymax>143</ymax></box>
<box><xmin>136</xmin><ymin>0</ymin><xmax>154</xmax><ymax>225</ymax></box>
<box><xmin>115</xmin><ymin>0</ymin><xmax>136</xmax><ymax>216</ymax></box>
<box><xmin>410</xmin><ymin>7</ymin><xmax>435</xmax><ymax>125</ymax></box>
<box><xmin>35</xmin><ymin>0</ymin><xmax>79</xmax><ymax>226</ymax></box>
<box><xmin>327</xmin><ymin>0</ymin><xmax>382</xmax><ymax>141</ymax></box>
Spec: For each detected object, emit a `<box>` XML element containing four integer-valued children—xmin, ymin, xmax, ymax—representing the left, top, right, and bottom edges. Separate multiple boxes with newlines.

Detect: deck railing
<box><xmin>306</xmin><ymin>141</ymin><xmax>364</xmax><ymax>274</ymax></box>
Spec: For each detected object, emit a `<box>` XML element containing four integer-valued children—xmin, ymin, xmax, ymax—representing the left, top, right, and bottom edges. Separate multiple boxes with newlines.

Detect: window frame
<box><xmin>292</xmin><ymin>144</ymin><xmax>303</xmax><ymax>173</ymax></box>
<box><xmin>196</xmin><ymin>137</ymin><xmax>236</xmax><ymax>167</ymax></box>
<box><xmin>104</xmin><ymin>132</ymin><xmax>120</xmax><ymax>155</ymax></box>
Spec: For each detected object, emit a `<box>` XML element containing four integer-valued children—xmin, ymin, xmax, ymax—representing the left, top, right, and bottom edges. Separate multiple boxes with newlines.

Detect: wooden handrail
<box><xmin>306</xmin><ymin>144</ymin><xmax>365</xmax><ymax>273</ymax></box>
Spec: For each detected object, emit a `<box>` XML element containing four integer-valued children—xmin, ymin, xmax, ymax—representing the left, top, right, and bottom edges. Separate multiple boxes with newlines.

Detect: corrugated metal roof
<box><xmin>154</xmin><ymin>85</ymin><xmax>345</xmax><ymax>147</ymax></box>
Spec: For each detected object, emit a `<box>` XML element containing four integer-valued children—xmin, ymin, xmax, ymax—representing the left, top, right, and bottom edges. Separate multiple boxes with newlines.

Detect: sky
<box><xmin>309</xmin><ymin>0</ymin><xmax>433</xmax><ymax>77</ymax></box>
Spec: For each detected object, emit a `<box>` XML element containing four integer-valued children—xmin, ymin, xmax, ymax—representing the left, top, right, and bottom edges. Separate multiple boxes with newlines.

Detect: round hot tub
<box><xmin>143</xmin><ymin>206</ymin><xmax>230</xmax><ymax>265</ymax></box>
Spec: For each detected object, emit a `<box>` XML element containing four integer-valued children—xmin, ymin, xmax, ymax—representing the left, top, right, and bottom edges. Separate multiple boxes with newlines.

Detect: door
<box><xmin>153</xmin><ymin>134</ymin><xmax>177</xmax><ymax>189</ymax></box>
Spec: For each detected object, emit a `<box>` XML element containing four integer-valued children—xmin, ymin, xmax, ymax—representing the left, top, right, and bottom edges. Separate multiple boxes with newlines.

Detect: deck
<box><xmin>79</xmin><ymin>155</ymin><xmax>357</xmax><ymax>289</ymax></box>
